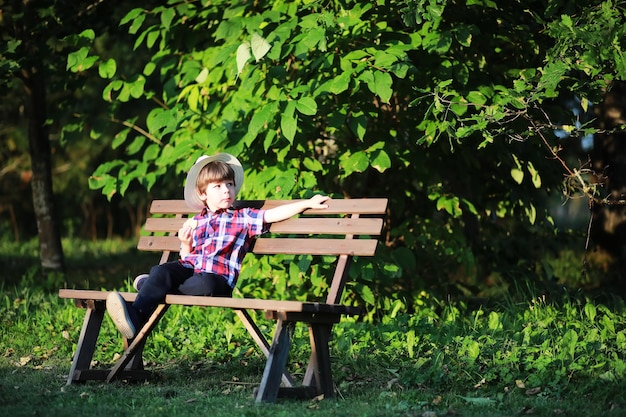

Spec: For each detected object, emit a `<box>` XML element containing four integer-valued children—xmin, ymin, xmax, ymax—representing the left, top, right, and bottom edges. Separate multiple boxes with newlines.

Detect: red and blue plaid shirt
<box><xmin>180</xmin><ymin>207</ymin><xmax>266</xmax><ymax>288</ymax></box>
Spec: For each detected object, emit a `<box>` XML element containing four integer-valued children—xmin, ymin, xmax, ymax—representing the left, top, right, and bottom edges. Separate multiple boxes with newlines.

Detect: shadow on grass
<box><xmin>0</xmin><ymin>360</ymin><xmax>263</xmax><ymax>417</ymax></box>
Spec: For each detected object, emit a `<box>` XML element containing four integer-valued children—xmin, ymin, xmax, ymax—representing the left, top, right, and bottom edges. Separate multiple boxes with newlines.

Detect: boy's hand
<box><xmin>308</xmin><ymin>194</ymin><xmax>330</xmax><ymax>209</ymax></box>
<box><xmin>264</xmin><ymin>194</ymin><xmax>329</xmax><ymax>224</ymax></box>
<box><xmin>178</xmin><ymin>219</ymin><xmax>196</xmax><ymax>245</ymax></box>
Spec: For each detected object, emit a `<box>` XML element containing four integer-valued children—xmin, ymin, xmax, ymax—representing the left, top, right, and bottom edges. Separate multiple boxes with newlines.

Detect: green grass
<box><xmin>1</xmin><ymin>239</ymin><xmax>626</xmax><ymax>416</ymax></box>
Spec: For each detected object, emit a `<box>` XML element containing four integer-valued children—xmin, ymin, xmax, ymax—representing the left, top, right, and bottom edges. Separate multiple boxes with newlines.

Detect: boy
<box><xmin>106</xmin><ymin>153</ymin><xmax>329</xmax><ymax>339</ymax></box>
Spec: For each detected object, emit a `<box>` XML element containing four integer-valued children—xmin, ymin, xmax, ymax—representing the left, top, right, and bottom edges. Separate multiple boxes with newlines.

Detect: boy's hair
<box><xmin>196</xmin><ymin>161</ymin><xmax>235</xmax><ymax>191</ymax></box>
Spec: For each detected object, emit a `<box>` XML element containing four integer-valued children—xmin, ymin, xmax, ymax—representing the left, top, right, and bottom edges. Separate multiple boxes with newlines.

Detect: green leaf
<box><xmin>436</xmin><ymin>196</ymin><xmax>461</xmax><ymax>217</ymax></box>
<box><xmin>466</xmin><ymin>90</ymin><xmax>487</xmax><ymax>106</ymax></box>
<box><xmin>281</xmin><ymin>102</ymin><xmax>297</xmax><ymax>143</ymax></box>
<box><xmin>143</xmin><ymin>143</ymin><xmax>160</xmax><ymax>161</ymax></box>
<box><xmin>129</xmin><ymin>76</ymin><xmax>146</xmax><ymax>98</ymax></box>
<box><xmin>527</xmin><ymin>162</ymin><xmax>542</xmax><ymax>188</ymax></box>
<box><xmin>160</xmin><ymin>7</ymin><xmax>176</xmax><ymax>30</ymax></box>
<box><xmin>251</xmin><ymin>32</ymin><xmax>271</xmax><ymax>62</ymax></box>
<box><xmin>584</xmin><ymin>303</ymin><xmax>596</xmax><ymax>322</ymax></box>
<box><xmin>128</xmin><ymin>13</ymin><xmax>146</xmax><ymax>35</ymax></box>
<box><xmin>370</xmin><ymin>149</ymin><xmax>391</xmax><ymax>173</ymax></box>
<box><xmin>6</xmin><ymin>39</ymin><xmax>21</xmax><ymax>53</ymax></box>
<box><xmin>296</xmin><ymin>97</ymin><xmax>317</xmax><ymax>116</ymax></box>
<box><xmin>98</xmin><ymin>59</ymin><xmax>117</xmax><ymax>79</ymax></box>
<box><xmin>236</xmin><ymin>42</ymin><xmax>251</xmax><ymax>76</ymax></box>
<box><xmin>540</xmin><ymin>60</ymin><xmax>569</xmax><ymax>92</ymax></box>
<box><xmin>488</xmin><ymin>311</ymin><xmax>501</xmax><ymax>331</ymax></box>
<box><xmin>127</xmin><ymin>136</ymin><xmax>146</xmax><ymax>155</ymax></box>
<box><xmin>458</xmin><ymin>396</ymin><xmax>496</xmax><ymax>405</ymax></box>
<box><xmin>328</xmin><ymin>71</ymin><xmax>351</xmax><ymax>94</ymax></box>
<box><xmin>581</xmin><ymin>97</ymin><xmax>589</xmax><ymax>112</ymax></box>
<box><xmin>560</xmin><ymin>14</ymin><xmax>573</xmax><ymax>30</ymax></box>
<box><xmin>295</xmin><ymin>27</ymin><xmax>325</xmax><ymax>54</ymax></box>
<box><xmin>454</xmin><ymin>25</ymin><xmax>473</xmax><ymax>47</ymax></box>
<box><xmin>372</xmin><ymin>50</ymin><xmax>398</xmax><ymax>68</ymax></box>
<box><xmin>450</xmin><ymin>98</ymin><xmax>468</xmax><ymax>116</ymax></box>
<box><xmin>525</xmin><ymin>203</ymin><xmax>536</xmax><ymax>224</ymax></box>
<box><xmin>263</xmin><ymin>129</ymin><xmax>277</xmax><ymax>153</ymax></box>
<box><xmin>147</xmin><ymin>108</ymin><xmax>177</xmax><ymax>136</ymax></box>
<box><xmin>348</xmin><ymin>112</ymin><xmax>367</xmax><ymax>140</ymax></box>
<box><xmin>249</xmin><ymin>102</ymin><xmax>279</xmax><ymax>137</ymax></box>
<box><xmin>78</xmin><ymin>29</ymin><xmax>95</xmax><ymax>41</ymax></box>
<box><xmin>511</xmin><ymin>168</ymin><xmax>524</xmax><ymax>184</ymax></box>
<box><xmin>302</xmin><ymin>157</ymin><xmax>323</xmax><ymax>172</ymax></box>
<box><xmin>359</xmin><ymin>284</ymin><xmax>375</xmax><ymax>305</ymax></box>
<box><xmin>373</xmin><ymin>71</ymin><xmax>393</xmax><ymax>103</ymax></box>
<box><xmin>111</xmin><ymin>128</ymin><xmax>130</xmax><ymax>149</ymax></box>
<box><xmin>67</xmin><ymin>47</ymin><xmax>98</xmax><ymax>72</ymax></box>
<box><xmin>120</xmin><ymin>8</ymin><xmax>144</xmax><ymax>26</ymax></box>
<box><xmin>146</xmin><ymin>30</ymin><xmax>160</xmax><ymax>49</ymax></box>
<box><xmin>195</xmin><ymin>67</ymin><xmax>209</xmax><ymax>84</ymax></box>
<box><xmin>343</xmin><ymin>151</ymin><xmax>369</xmax><ymax>175</ymax></box>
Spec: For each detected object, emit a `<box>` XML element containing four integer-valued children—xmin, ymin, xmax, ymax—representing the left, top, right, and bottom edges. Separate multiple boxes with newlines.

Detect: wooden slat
<box><xmin>137</xmin><ymin>236</ymin><xmax>180</xmax><ymax>252</ymax></box>
<box><xmin>149</xmin><ymin>199</ymin><xmax>195</xmax><ymax>214</ymax></box>
<box><xmin>270</xmin><ymin>218</ymin><xmax>382</xmax><ymax>235</ymax></box>
<box><xmin>150</xmin><ymin>198</ymin><xmax>388</xmax><ymax>215</ymax></box>
<box><xmin>137</xmin><ymin>235</ymin><xmax>377</xmax><ymax>256</ymax></box>
<box><xmin>144</xmin><ymin>217</ymin><xmax>186</xmax><ymax>232</ymax></box>
<box><xmin>252</xmin><ymin>238</ymin><xmax>377</xmax><ymax>256</ymax></box>
<box><xmin>144</xmin><ymin>217</ymin><xmax>383</xmax><ymax>235</ymax></box>
<box><xmin>58</xmin><ymin>289</ymin><xmax>361</xmax><ymax>315</ymax></box>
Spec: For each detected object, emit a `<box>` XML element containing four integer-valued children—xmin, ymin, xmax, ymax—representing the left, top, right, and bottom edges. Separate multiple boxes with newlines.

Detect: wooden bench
<box><xmin>59</xmin><ymin>198</ymin><xmax>387</xmax><ymax>402</ymax></box>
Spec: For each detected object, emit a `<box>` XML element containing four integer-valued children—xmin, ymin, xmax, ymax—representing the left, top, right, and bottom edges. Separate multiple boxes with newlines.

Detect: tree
<box><xmin>0</xmin><ymin>1</ymin><xmax>159</xmax><ymax>272</ymax></box>
<box><xmin>73</xmin><ymin>0</ymin><xmax>626</xmax><ymax>308</ymax></box>
<box><xmin>590</xmin><ymin>80</ymin><xmax>626</xmax><ymax>288</ymax></box>
<box><xmin>1</xmin><ymin>0</ymin><xmax>70</xmax><ymax>272</ymax></box>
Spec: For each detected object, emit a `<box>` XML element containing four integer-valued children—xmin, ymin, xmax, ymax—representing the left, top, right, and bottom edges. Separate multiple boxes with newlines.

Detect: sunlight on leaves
<box><xmin>511</xmin><ymin>168</ymin><xmax>524</xmax><ymax>184</ymax></box>
<box><xmin>251</xmin><ymin>33</ymin><xmax>271</xmax><ymax>62</ymax></box>
<box><xmin>236</xmin><ymin>43</ymin><xmax>251</xmax><ymax>76</ymax></box>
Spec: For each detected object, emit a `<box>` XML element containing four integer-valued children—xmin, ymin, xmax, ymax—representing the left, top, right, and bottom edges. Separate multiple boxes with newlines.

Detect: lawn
<box><xmin>1</xmin><ymin>239</ymin><xmax>625</xmax><ymax>416</ymax></box>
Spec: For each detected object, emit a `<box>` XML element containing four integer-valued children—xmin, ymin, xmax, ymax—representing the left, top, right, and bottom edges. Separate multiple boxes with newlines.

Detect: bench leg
<box><xmin>307</xmin><ymin>322</ymin><xmax>335</xmax><ymax>398</ymax></box>
<box><xmin>66</xmin><ymin>302</ymin><xmax>105</xmax><ymax>385</ymax></box>
<box><xmin>255</xmin><ymin>320</ymin><xmax>295</xmax><ymax>403</ymax></box>
<box><xmin>107</xmin><ymin>303</ymin><xmax>169</xmax><ymax>382</ymax></box>
<box><xmin>235</xmin><ymin>309</ymin><xmax>296</xmax><ymax>387</ymax></box>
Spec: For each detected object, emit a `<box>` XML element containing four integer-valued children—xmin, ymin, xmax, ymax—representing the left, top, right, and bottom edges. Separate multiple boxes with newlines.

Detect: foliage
<box><xmin>0</xmin><ymin>0</ymin><xmax>173</xmax><ymax>245</ymax></box>
<box><xmin>38</xmin><ymin>0</ymin><xmax>626</xmax><ymax>304</ymax></box>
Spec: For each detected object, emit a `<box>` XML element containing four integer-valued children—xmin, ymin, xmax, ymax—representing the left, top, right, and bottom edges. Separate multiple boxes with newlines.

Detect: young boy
<box><xmin>106</xmin><ymin>153</ymin><xmax>329</xmax><ymax>339</ymax></box>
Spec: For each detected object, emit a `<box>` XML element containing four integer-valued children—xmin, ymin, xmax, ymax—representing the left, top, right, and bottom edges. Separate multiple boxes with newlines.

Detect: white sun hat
<box><xmin>183</xmin><ymin>153</ymin><xmax>244</xmax><ymax>210</ymax></box>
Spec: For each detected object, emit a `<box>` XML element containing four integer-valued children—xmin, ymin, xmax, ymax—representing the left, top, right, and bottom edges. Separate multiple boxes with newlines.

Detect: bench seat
<box><xmin>59</xmin><ymin>289</ymin><xmax>361</xmax><ymax>317</ymax></box>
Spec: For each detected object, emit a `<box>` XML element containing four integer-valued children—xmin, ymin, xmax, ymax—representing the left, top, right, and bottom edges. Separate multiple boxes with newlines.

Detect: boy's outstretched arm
<box><xmin>263</xmin><ymin>195</ymin><xmax>330</xmax><ymax>224</ymax></box>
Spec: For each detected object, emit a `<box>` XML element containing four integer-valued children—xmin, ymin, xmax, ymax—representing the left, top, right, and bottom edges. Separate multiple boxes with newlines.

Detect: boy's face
<box><xmin>198</xmin><ymin>179</ymin><xmax>236</xmax><ymax>211</ymax></box>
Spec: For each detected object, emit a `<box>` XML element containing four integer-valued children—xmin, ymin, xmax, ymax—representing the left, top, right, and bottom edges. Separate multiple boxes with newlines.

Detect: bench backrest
<box><xmin>138</xmin><ymin>198</ymin><xmax>387</xmax><ymax>304</ymax></box>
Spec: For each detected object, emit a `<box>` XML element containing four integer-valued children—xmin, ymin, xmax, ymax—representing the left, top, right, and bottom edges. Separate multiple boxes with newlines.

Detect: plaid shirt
<box><xmin>180</xmin><ymin>207</ymin><xmax>266</xmax><ymax>288</ymax></box>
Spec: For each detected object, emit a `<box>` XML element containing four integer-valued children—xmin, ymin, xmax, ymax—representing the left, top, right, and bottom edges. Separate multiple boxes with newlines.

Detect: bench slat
<box><xmin>137</xmin><ymin>236</ymin><xmax>378</xmax><ymax>256</ymax></box>
<box><xmin>253</xmin><ymin>238</ymin><xmax>377</xmax><ymax>256</ymax></box>
<box><xmin>150</xmin><ymin>198</ymin><xmax>388</xmax><ymax>215</ymax></box>
<box><xmin>144</xmin><ymin>217</ymin><xmax>383</xmax><ymax>235</ymax></box>
<box><xmin>58</xmin><ymin>289</ymin><xmax>361</xmax><ymax>315</ymax></box>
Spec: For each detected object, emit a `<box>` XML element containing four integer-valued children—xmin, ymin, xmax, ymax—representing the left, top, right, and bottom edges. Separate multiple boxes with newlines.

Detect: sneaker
<box><xmin>133</xmin><ymin>273</ymin><xmax>149</xmax><ymax>291</ymax></box>
<box><xmin>106</xmin><ymin>292</ymin><xmax>141</xmax><ymax>339</ymax></box>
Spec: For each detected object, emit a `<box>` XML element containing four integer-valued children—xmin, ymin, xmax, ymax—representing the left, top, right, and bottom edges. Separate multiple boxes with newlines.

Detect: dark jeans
<box><xmin>133</xmin><ymin>261</ymin><xmax>232</xmax><ymax>319</ymax></box>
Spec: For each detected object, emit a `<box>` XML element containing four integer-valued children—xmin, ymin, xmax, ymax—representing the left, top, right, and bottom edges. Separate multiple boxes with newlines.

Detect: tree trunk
<box><xmin>21</xmin><ymin>64</ymin><xmax>66</xmax><ymax>273</ymax></box>
<box><xmin>590</xmin><ymin>81</ymin><xmax>626</xmax><ymax>289</ymax></box>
